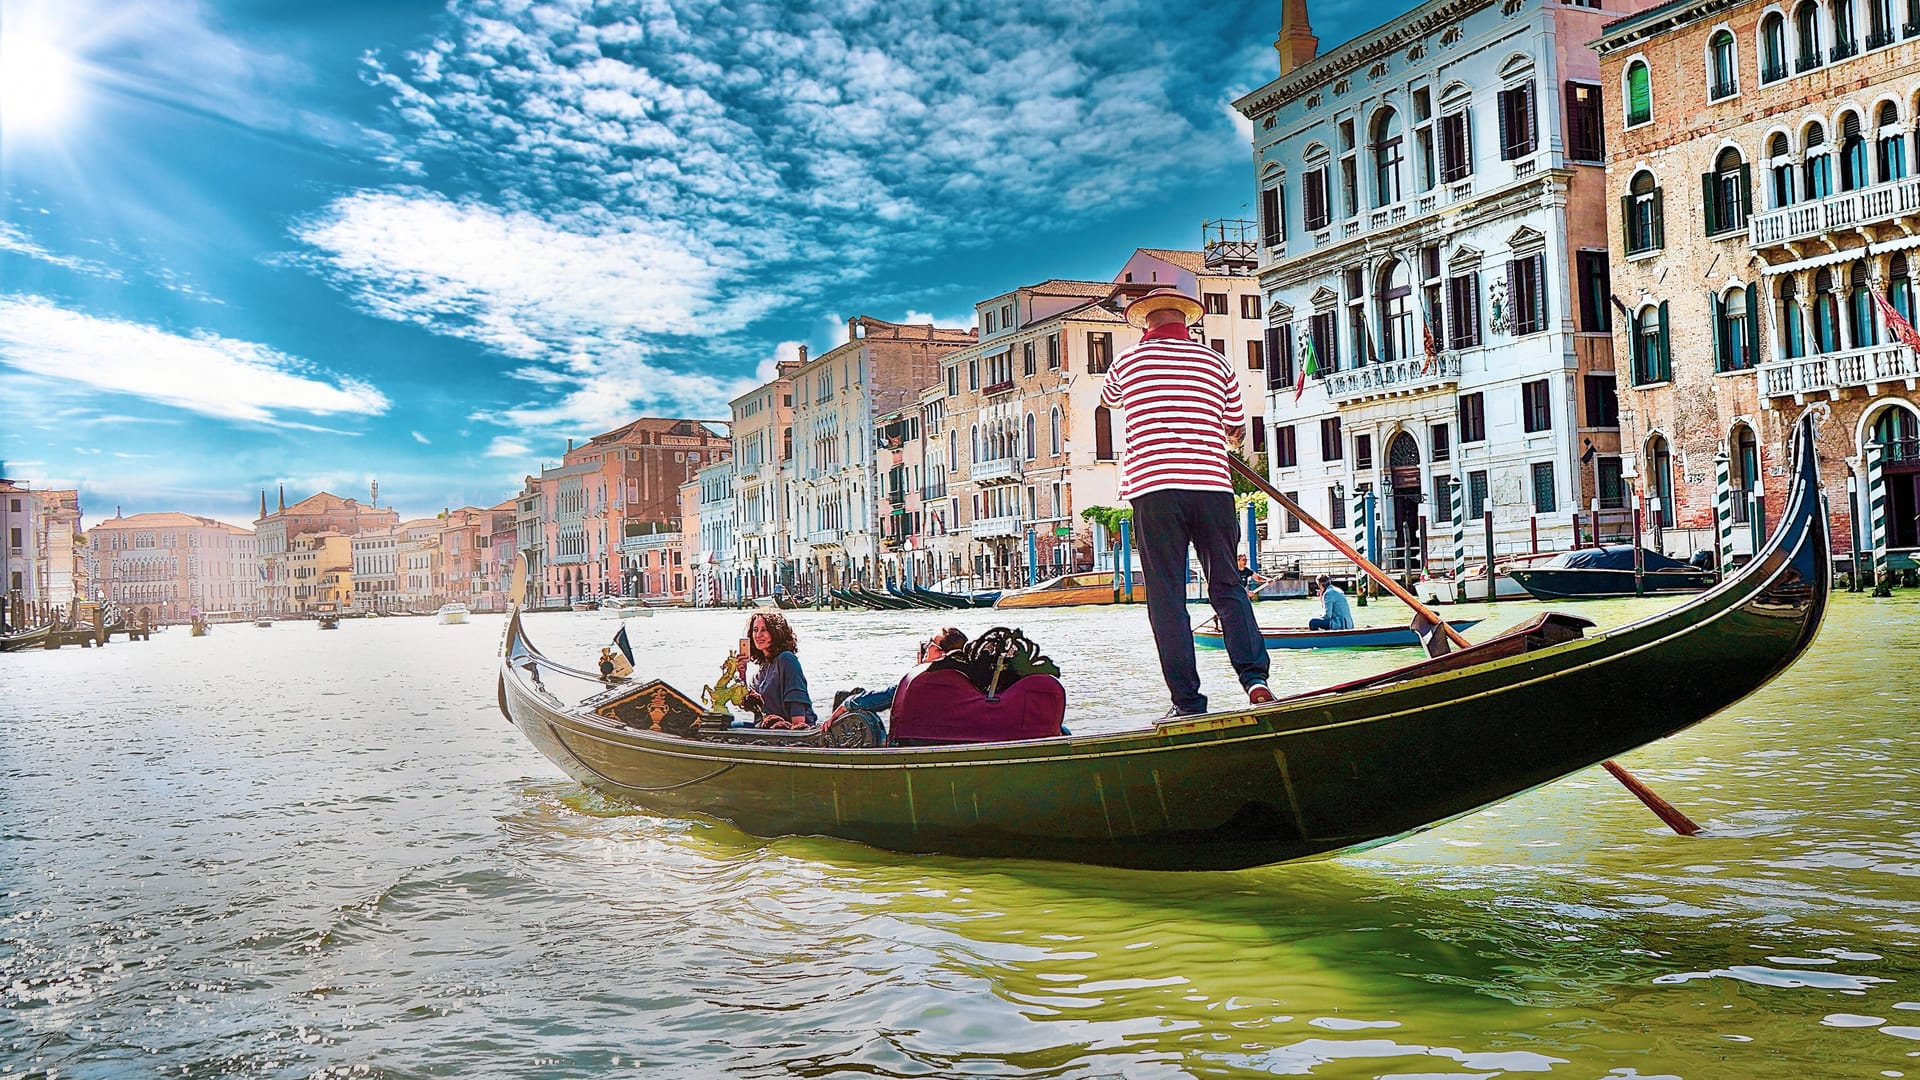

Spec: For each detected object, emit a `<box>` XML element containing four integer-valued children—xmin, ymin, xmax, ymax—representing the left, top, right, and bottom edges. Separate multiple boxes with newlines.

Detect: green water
<box><xmin>2</xmin><ymin>594</ymin><xmax>1917</xmax><ymax>1077</ymax></box>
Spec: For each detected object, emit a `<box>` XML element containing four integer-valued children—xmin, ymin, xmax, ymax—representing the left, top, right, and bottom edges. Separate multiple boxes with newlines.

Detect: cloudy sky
<box><xmin>0</xmin><ymin>0</ymin><xmax>1387</xmax><ymax>524</ymax></box>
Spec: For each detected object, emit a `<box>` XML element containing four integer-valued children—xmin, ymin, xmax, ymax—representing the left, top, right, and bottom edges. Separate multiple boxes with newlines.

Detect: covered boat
<box><xmin>497</xmin><ymin>414</ymin><xmax>1830</xmax><ymax>871</ymax></box>
<box><xmin>1508</xmin><ymin>545</ymin><xmax>1717</xmax><ymax>600</ymax></box>
<box><xmin>1195</xmin><ymin>617</ymin><xmax>1483</xmax><ymax>650</ymax></box>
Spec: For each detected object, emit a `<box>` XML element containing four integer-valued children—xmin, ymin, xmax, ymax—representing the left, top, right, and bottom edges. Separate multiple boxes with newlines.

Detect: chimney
<box><xmin>260</xmin><ymin>491</ymin><xmax>267</xmax><ymax>520</ymax></box>
<box><xmin>797</xmin><ymin>344</ymin><xmax>808</xmax><ymax>364</ymax></box>
<box><xmin>1276</xmin><ymin>0</ymin><xmax>1318</xmax><ymax>75</ymax></box>
<box><xmin>848</xmin><ymin>316</ymin><xmax>861</xmax><ymax>343</ymax></box>
<box><xmin>567</xmin><ymin>438</ymin><xmax>574</xmax><ymax>453</ymax></box>
<box><xmin>278</xmin><ymin>485</ymin><xmax>285</xmax><ymax>512</ymax></box>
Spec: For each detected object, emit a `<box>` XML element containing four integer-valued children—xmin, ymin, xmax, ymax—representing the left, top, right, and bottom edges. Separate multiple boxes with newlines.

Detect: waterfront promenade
<box><xmin>2</xmin><ymin>595</ymin><xmax>1917</xmax><ymax>1076</ymax></box>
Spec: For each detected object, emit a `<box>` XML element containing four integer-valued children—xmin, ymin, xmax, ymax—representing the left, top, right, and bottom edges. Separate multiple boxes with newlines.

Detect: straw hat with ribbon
<box><xmin>1122</xmin><ymin>287</ymin><xmax>1205</xmax><ymax>328</ymax></box>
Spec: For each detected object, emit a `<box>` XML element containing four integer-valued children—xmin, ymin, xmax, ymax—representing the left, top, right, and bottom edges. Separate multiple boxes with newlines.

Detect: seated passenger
<box><xmin>888</xmin><ymin>628</ymin><xmax>1069</xmax><ymax>746</ymax></box>
<box><xmin>835</xmin><ymin>627</ymin><xmax>968</xmax><ymax>720</ymax></box>
<box><xmin>739</xmin><ymin>612</ymin><xmax>816</xmax><ymax>729</ymax></box>
<box><xmin>1308</xmin><ymin>574</ymin><xmax>1354</xmax><ymax>631</ymax></box>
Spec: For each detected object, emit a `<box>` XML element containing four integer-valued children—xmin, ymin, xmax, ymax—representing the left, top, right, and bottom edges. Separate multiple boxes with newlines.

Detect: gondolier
<box><xmin>1099</xmin><ymin>287</ymin><xmax>1271</xmax><ymax>716</ymax></box>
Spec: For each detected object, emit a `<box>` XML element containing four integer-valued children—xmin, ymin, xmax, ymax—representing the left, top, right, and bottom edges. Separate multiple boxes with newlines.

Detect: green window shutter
<box><xmin>1745</xmin><ymin>284</ymin><xmax>1761</xmax><ymax>366</ymax></box>
<box><xmin>1658</xmin><ymin>300</ymin><xmax>1672</xmax><ymax>380</ymax></box>
<box><xmin>1652</xmin><ymin>187</ymin><xmax>1665</xmax><ymax>249</ymax></box>
<box><xmin>1628</xmin><ymin>65</ymin><xmax>1651</xmax><ymax>123</ymax></box>
<box><xmin>1703</xmin><ymin>172</ymin><xmax>1720</xmax><ymax>235</ymax></box>
<box><xmin>1738</xmin><ymin>162</ymin><xmax>1753</xmax><ymax>227</ymax></box>
<box><xmin>1711</xmin><ymin>292</ymin><xmax>1726</xmax><ymax>369</ymax></box>
<box><xmin>1621</xmin><ymin>194</ymin><xmax>1635</xmax><ymax>252</ymax></box>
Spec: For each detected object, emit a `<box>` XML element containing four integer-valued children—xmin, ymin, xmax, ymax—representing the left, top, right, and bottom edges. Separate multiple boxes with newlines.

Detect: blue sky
<box><xmin>0</xmin><ymin>0</ymin><xmax>1389</xmax><ymax>525</ymax></box>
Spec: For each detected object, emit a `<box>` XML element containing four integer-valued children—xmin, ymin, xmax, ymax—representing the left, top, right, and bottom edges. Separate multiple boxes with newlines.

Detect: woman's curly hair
<box><xmin>746</xmin><ymin>611</ymin><xmax>799</xmax><ymax>662</ymax></box>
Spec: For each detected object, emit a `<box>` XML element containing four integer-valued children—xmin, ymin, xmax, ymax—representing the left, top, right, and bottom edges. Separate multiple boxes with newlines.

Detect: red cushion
<box><xmin>890</xmin><ymin>668</ymin><xmax>1067</xmax><ymax>745</ymax></box>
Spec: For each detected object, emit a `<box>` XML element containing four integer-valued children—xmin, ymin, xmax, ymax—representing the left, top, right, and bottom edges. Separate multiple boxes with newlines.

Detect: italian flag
<box><xmin>1294</xmin><ymin>334</ymin><xmax>1320</xmax><ymax>403</ymax></box>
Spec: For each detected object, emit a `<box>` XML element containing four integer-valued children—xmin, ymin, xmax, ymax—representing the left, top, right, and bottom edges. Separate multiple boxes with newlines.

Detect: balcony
<box><xmin>1831</xmin><ymin>38</ymin><xmax>1860</xmax><ymax>61</ymax></box>
<box><xmin>1761</xmin><ymin>58</ymin><xmax>1788</xmax><ymax>82</ymax></box>
<box><xmin>1709</xmin><ymin>78</ymin><xmax>1738</xmax><ymax>101</ymax></box>
<box><xmin>1749</xmin><ymin>174</ymin><xmax>1920</xmax><ymax>247</ymax></box>
<box><xmin>1868</xmin><ymin>27</ymin><xmax>1896</xmax><ymax>48</ymax></box>
<box><xmin>1324</xmin><ymin>353</ymin><xmax>1462</xmax><ymax>403</ymax></box>
<box><xmin>1796</xmin><ymin>50</ymin><xmax>1822</xmax><ymax>73</ymax></box>
<box><xmin>970</xmin><ymin>514</ymin><xmax>1023</xmax><ymax>539</ymax></box>
<box><xmin>971</xmin><ymin>457</ymin><xmax>1022</xmax><ymax>484</ymax></box>
<box><xmin>804</xmin><ymin>530</ymin><xmax>845</xmax><ymax>548</ymax></box>
<box><xmin>982</xmin><ymin>379</ymin><xmax>1017</xmax><ymax>397</ymax></box>
<box><xmin>1759</xmin><ymin>343</ymin><xmax>1920</xmax><ymax>399</ymax></box>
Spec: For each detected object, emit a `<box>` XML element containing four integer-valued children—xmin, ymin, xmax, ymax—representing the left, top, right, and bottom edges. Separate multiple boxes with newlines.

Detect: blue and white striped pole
<box><xmin>1244</xmin><ymin>499</ymin><xmax>1258</xmax><ymax>567</ymax></box>
<box><xmin>1714</xmin><ymin>451</ymin><xmax>1735</xmax><ymax>577</ymax></box>
<box><xmin>1118</xmin><ymin>517</ymin><xmax>1134</xmax><ymax>603</ymax></box>
<box><xmin>1451</xmin><ymin>474</ymin><xmax>1467</xmax><ymax>602</ymax></box>
<box><xmin>1867</xmin><ymin>441</ymin><xmax>1888</xmax><ymax>587</ymax></box>
<box><xmin>1026</xmin><ymin>528</ymin><xmax>1038</xmax><ymax>587</ymax></box>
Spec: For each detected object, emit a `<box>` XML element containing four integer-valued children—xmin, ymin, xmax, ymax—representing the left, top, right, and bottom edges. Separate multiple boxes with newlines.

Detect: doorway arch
<box><xmin>1387</xmin><ymin>430</ymin><xmax>1423</xmax><ymax>569</ymax></box>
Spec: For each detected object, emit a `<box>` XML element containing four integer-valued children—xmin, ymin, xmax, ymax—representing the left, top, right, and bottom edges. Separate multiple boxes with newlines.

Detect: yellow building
<box><xmin>288</xmin><ymin>530</ymin><xmax>353</xmax><ymax>614</ymax></box>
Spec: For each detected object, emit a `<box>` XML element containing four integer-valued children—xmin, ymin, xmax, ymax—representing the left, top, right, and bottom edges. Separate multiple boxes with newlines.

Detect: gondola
<box><xmin>0</xmin><ymin>624</ymin><xmax>51</xmax><ymax>652</ymax></box>
<box><xmin>1194</xmin><ymin>618</ymin><xmax>1483</xmax><ymax>650</ymax></box>
<box><xmin>497</xmin><ymin>414</ymin><xmax>1831</xmax><ymax>872</ymax></box>
<box><xmin>1507</xmin><ymin>546</ymin><xmax>1718</xmax><ymax>600</ymax></box>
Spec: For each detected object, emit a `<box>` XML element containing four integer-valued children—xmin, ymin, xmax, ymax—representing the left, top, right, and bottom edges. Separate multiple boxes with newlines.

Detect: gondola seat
<box><xmin>889</xmin><ymin>667</ymin><xmax>1067</xmax><ymax>746</ymax></box>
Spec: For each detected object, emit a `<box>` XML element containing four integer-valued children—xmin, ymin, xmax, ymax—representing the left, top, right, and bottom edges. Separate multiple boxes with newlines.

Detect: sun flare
<box><xmin>0</xmin><ymin>32</ymin><xmax>78</xmax><ymax>133</ymax></box>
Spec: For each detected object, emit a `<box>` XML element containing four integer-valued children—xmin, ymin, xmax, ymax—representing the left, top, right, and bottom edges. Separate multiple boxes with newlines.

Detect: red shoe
<box><xmin>1248</xmin><ymin>684</ymin><xmax>1275</xmax><ymax>706</ymax></box>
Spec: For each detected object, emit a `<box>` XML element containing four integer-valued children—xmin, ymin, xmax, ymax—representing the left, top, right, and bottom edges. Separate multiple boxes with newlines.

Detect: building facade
<box><xmin>1237</xmin><ymin>0</ymin><xmax>1653</xmax><ymax>570</ymax></box>
<box><xmin>730</xmin><ymin>359</ymin><xmax>799</xmax><ymax>598</ymax></box>
<box><xmin>254</xmin><ymin>489</ymin><xmax>398</xmax><ymax>614</ymax></box>
<box><xmin>91</xmin><ymin>511</ymin><xmax>257</xmax><ymax>622</ymax></box>
<box><xmin>694</xmin><ymin>458</ymin><xmax>737</xmax><ymax>605</ymax></box>
<box><xmin>1596</xmin><ymin>0</ymin><xmax>1920</xmax><ymax>564</ymax></box>
<box><xmin>788</xmin><ymin>317</ymin><xmax>976</xmax><ymax>590</ymax></box>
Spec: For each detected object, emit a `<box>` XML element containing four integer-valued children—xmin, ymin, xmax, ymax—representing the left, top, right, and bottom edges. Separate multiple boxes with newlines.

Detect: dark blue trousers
<box><xmin>1130</xmin><ymin>488</ymin><xmax>1270</xmax><ymax>713</ymax></box>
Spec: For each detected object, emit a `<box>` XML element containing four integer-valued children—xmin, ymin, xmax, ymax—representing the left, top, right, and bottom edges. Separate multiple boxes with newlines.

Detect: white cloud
<box><xmin>0</xmin><ymin>295</ymin><xmax>390</xmax><ymax>425</ymax></box>
<box><xmin>485</xmin><ymin>436</ymin><xmax>532</xmax><ymax>459</ymax></box>
<box><xmin>0</xmin><ymin>222</ymin><xmax>122</xmax><ymax>279</ymax></box>
<box><xmin>412</xmin><ymin>430</ymin><xmax>431</xmax><ymax>444</ymax></box>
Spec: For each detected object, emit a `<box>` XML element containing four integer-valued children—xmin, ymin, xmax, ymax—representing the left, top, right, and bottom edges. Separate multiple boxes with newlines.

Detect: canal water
<box><xmin>3</xmin><ymin>594</ymin><xmax>1917</xmax><ymax>1078</ymax></box>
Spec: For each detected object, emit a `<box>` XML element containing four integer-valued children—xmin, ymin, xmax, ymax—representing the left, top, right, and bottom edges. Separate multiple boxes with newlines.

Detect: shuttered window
<box><xmin>1446</xmin><ymin>271</ymin><xmax>1482</xmax><ymax>348</ymax></box>
<box><xmin>1439</xmin><ymin>111</ymin><xmax>1473</xmax><ymax>181</ymax></box>
<box><xmin>1625</xmin><ymin>61</ymin><xmax>1652</xmax><ymax>125</ymax></box>
<box><xmin>1498</xmin><ymin>82</ymin><xmax>1537</xmax><ymax>160</ymax></box>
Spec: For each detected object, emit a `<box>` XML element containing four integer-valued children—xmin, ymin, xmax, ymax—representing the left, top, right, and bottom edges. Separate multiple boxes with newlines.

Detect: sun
<box><xmin>0</xmin><ymin>32</ymin><xmax>79</xmax><ymax>134</ymax></box>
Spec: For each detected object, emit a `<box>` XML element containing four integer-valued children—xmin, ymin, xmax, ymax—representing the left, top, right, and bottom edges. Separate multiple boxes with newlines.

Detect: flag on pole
<box><xmin>610</xmin><ymin>625</ymin><xmax>635</xmax><ymax>677</ymax></box>
<box><xmin>1872</xmin><ymin>288</ymin><xmax>1920</xmax><ymax>352</ymax></box>
<box><xmin>1294</xmin><ymin>331</ymin><xmax>1320</xmax><ymax>403</ymax></box>
<box><xmin>1422</xmin><ymin>308</ymin><xmax>1441</xmax><ymax>373</ymax></box>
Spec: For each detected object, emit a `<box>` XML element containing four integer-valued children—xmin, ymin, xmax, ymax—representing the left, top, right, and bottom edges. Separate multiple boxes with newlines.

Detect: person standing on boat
<box><xmin>742</xmin><ymin>611</ymin><xmax>816</xmax><ymax>729</ymax></box>
<box><xmin>1309</xmin><ymin>575</ymin><xmax>1355</xmax><ymax>631</ymax></box>
<box><xmin>1100</xmin><ymin>287</ymin><xmax>1272</xmax><ymax>717</ymax></box>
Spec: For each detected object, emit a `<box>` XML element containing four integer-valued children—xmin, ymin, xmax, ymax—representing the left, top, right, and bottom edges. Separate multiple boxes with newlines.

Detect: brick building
<box><xmin>1597</xmin><ymin>0</ymin><xmax>1920</xmax><ymax>563</ymax></box>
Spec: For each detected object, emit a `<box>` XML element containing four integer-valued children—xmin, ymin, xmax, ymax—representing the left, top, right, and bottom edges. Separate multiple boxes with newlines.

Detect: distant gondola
<box><xmin>0</xmin><ymin>624</ymin><xmax>51</xmax><ymax>652</ymax></box>
<box><xmin>1195</xmin><ymin>618</ymin><xmax>1483</xmax><ymax>650</ymax></box>
<box><xmin>1507</xmin><ymin>545</ymin><xmax>1718</xmax><ymax>600</ymax></box>
<box><xmin>497</xmin><ymin>414</ymin><xmax>1831</xmax><ymax>871</ymax></box>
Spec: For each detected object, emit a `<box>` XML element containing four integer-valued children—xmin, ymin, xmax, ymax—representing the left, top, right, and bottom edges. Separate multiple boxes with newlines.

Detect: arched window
<box><xmin>1625</xmin><ymin>170</ymin><xmax>1664</xmax><ymax>253</ymax></box>
<box><xmin>1023</xmin><ymin>413</ymin><xmax>1036</xmax><ymax>460</ymax></box>
<box><xmin>947</xmin><ymin>430</ymin><xmax>956</xmax><ymax>470</ymax></box>
<box><xmin>1376</xmin><ymin>258</ymin><xmax>1413</xmax><ymax>361</ymax></box>
<box><xmin>1795</xmin><ymin>0</ymin><xmax>1823</xmax><ymax>69</ymax></box>
<box><xmin>1891</xmin><ymin>254</ymin><xmax>1913</xmax><ymax>323</ymax></box>
<box><xmin>1632</xmin><ymin>302</ymin><xmax>1670</xmax><ymax>385</ymax></box>
<box><xmin>1760</xmin><ymin>13</ymin><xmax>1789</xmax><ymax>81</ymax></box>
<box><xmin>970</xmin><ymin>424</ymin><xmax>980</xmax><ymax>464</ymax></box>
<box><xmin>1779</xmin><ymin>276</ymin><xmax>1806</xmax><ymax>359</ymax></box>
<box><xmin>1769</xmin><ymin>132</ymin><xmax>1796</xmax><ymax>207</ymax></box>
<box><xmin>1849</xmin><ymin>261</ymin><xmax>1878</xmax><ymax>347</ymax></box>
<box><xmin>1710</xmin><ymin>30</ymin><xmax>1739</xmax><ymax>99</ymax></box>
<box><xmin>1094</xmin><ymin>407</ymin><xmax>1115</xmax><ymax>462</ymax></box>
<box><xmin>1716</xmin><ymin>285</ymin><xmax>1756</xmax><ymax>371</ymax></box>
<box><xmin>1730</xmin><ymin>424</ymin><xmax>1760</xmax><ymax>508</ymax></box>
<box><xmin>1814</xmin><ymin>268</ymin><xmax>1842</xmax><ymax>352</ymax></box>
<box><xmin>1833</xmin><ymin>0</ymin><xmax>1860</xmax><ymax>55</ymax></box>
<box><xmin>1372</xmin><ymin>106</ymin><xmax>1403</xmax><ymax>207</ymax></box>
<box><xmin>1840</xmin><ymin>112</ymin><xmax>1870</xmax><ymax>190</ymax></box>
<box><xmin>1878</xmin><ymin>101</ymin><xmax>1907</xmax><ymax>182</ymax></box>
<box><xmin>1868</xmin><ymin>406</ymin><xmax>1920</xmax><ymax>546</ymax></box>
<box><xmin>1868</xmin><ymin>0</ymin><xmax>1896</xmax><ymax>44</ymax></box>
<box><xmin>1648</xmin><ymin>434</ymin><xmax>1676</xmax><ymax>528</ymax></box>
<box><xmin>1708</xmin><ymin>146</ymin><xmax>1750</xmax><ymax>234</ymax></box>
<box><xmin>1804</xmin><ymin>123</ymin><xmax>1833</xmax><ymax>198</ymax></box>
<box><xmin>1625</xmin><ymin>59</ymin><xmax>1652</xmax><ymax>125</ymax></box>
<box><xmin>1049</xmin><ymin>407</ymin><xmax>1062</xmax><ymax>456</ymax></box>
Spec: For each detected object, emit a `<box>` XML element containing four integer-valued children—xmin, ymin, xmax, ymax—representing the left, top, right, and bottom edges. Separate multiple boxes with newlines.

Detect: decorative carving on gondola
<box><xmin>593</xmin><ymin>680</ymin><xmax>704</xmax><ymax>736</ymax></box>
<box><xmin>925</xmin><ymin>627</ymin><xmax>1058</xmax><ymax>700</ymax></box>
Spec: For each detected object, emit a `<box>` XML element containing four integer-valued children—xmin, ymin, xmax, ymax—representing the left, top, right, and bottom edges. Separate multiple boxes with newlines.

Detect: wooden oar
<box><xmin>1225</xmin><ymin>455</ymin><xmax>1700</xmax><ymax>837</ymax></box>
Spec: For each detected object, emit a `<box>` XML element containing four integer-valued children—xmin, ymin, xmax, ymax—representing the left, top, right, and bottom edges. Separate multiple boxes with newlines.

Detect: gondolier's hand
<box><xmin>1226</xmin><ymin>423</ymin><xmax>1244</xmax><ymax>448</ymax></box>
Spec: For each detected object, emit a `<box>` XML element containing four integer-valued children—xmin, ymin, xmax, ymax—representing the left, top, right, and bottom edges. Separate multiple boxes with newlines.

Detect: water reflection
<box><xmin>2</xmin><ymin>596</ymin><xmax>1918</xmax><ymax>1076</ymax></box>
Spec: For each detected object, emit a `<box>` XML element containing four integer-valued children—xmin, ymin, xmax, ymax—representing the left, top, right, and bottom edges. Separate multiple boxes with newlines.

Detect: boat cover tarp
<box><xmin>889</xmin><ymin>669</ymin><xmax>1067</xmax><ymax>746</ymax></box>
<box><xmin>1545</xmin><ymin>545</ymin><xmax>1693</xmax><ymax>572</ymax></box>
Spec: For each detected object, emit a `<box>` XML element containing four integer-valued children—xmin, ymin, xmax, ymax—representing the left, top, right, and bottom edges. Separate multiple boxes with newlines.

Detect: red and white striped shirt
<box><xmin>1099</xmin><ymin>323</ymin><xmax>1246</xmax><ymax>501</ymax></box>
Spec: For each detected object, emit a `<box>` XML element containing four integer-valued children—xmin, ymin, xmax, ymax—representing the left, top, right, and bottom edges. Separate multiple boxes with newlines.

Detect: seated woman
<box><xmin>740</xmin><ymin>611</ymin><xmax>815</xmax><ymax>729</ymax></box>
<box><xmin>836</xmin><ymin>627</ymin><xmax>968</xmax><ymax>720</ymax></box>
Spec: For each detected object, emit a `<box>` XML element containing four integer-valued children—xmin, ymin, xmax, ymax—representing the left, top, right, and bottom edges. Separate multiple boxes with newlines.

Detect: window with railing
<box><xmin>1796</xmin><ymin>0</ymin><xmax>1823</xmax><ymax>69</ymax></box>
<box><xmin>1832</xmin><ymin>0</ymin><xmax>1859</xmax><ymax>58</ymax></box>
<box><xmin>1631</xmin><ymin>302</ymin><xmax>1672</xmax><ymax>385</ymax></box>
<box><xmin>1761</xmin><ymin>13</ymin><xmax>1789</xmax><ymax>81</ymax></box>
<box><xmin>1623</xmin><ymin>170</ymin><xmax>1664</xmax><ymax>254</ymax></box>
<box><xmin>1709</xmin><ymin>30</ymin><xmax>1739</xmax><ymax>99</ymax></box>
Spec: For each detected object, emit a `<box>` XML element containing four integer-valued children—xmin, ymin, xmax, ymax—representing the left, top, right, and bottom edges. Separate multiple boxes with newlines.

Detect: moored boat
<box><xmin>317</xmin><ymin>614</ymin><xmax>340</xmax><ymax>630</ymax></box>
<box><xmin>1195</xmin><ymin>618</ymin><xmax>1483</xmax><ymax>650</ymax></box>
<box><xmin>1508</xmin><ymin>547</ymin><xmax>1717</xmax><ymax>601</ymax></box>
<box><xmin>496</xmin><ymin>413</ymin><xmax>1830</xmax><ymax>871</ymax></box>
<box><xmin>994</xmin><ymin>572</ymin><xmax>1147</xmax><ymax>609</ymax></box>
<box><xmin>0</xmin><ymin>624</ymin><xmax>52</xmax><ymax>652</ymax></box>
